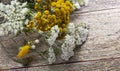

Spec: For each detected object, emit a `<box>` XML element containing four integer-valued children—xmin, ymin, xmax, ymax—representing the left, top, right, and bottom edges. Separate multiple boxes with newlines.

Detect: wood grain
<box><xmin>75</xmin><ymin>0</ymin><xmax>120</xmax><ymax>13</ymax></box>
<box><xmin>1</xmin><ymin>0</ymin><xmax>120</xmax><ymax>71</ymax></box>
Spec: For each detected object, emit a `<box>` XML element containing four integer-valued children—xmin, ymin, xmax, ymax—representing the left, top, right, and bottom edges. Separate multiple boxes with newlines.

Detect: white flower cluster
<box><xmin>61</xmin><ymin>23</ymin><xmax>89</xmax><ymax>60</ymax></box>
<box><xmin>0</xmin><ymin>0</ymin><xmax>29</xmax><ymax>36</ymax></box>
<box><xmin>46</xmin><ymin>25</ymin><xmax>59</xmax><ymax>64</ymax></box>
<box><xmin>72</xmin><ymin>0</ymin><xmax>89</xmax><ymax>10</ymax></box>
<box><xmin>46</xmin><ymin>23</ymin><xmax>88</xmax><ymax>63</ymax></box>
<box><xmin>48</xmin><ymin>47</ymin><xmax>56</xmax><ymax>64</ymax></box>
<box><xmin>67</xmin><ymin>22</ymin><xmax>75</xmax><ymax>35</ymax></box>
<box><xmin>47</xmin><ymin>25</ymin><xmax>59</xmax><ymax>46</ymax></box>
<box><xmin>75</xmin><ymin>25</ymin><xmax>89</xmax><ymax>45</ymax></box>
<box><xmin>61</xmin><ymin>34</ymin><xmax>75</xmax><ymax>60</ymax></box>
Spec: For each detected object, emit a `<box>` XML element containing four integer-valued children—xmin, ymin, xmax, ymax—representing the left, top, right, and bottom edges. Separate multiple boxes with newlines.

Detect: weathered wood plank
<box><xmin>2</xmin><ymin>57</ymin><xmax>120</xmax><ymax>71</ymax></box>
<box><xmin>1</xmin><ymin>8</ymin><xmax>120</xmax><ymax>71</ymax></box>
<box><xmin>1</xmin><ymin>0</ymin><xmax>120</xmax><ymax>70</ymax></box>
<box><xmin>75</xmin><ymin>0</ymin><xmax>120</xmax><ymax>13</ymax></box>
<box><xmin>71</xmin><ymin>8</ymin><xmax>120</xmax><ymax>61</ymax></box>
<box><xmin>1</xmin><ymin>0</ymin><xmax>120</xmax><ymax>13</ymax></box>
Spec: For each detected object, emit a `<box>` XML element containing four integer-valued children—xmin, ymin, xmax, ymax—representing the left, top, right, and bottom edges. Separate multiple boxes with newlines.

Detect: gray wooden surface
<box><xmin>1</xmin><ymin>0</ymin><xmax>120</xmax><ymax>71</ymax></box>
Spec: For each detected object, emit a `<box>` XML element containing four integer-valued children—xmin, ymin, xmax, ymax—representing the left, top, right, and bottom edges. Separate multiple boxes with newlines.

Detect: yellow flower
<box><xmin>34</xmin><ymin>12</ymin><xmax>41</xmax><ymax>19</ymax></box>
<box><xmin>59</xmin><ymin>27</ymin><xmax>63</xmax><ymax>32</ymax></box>
<box><xmin>66</xmin><ymin>6</ymin><xmax>70</xmax><ymax>11</ymax></box>
<box><xmin>51</xmin><ymin>14</ymin><xmax>56</xmax><ymax>19</ymax></box>
<box><xmin>65</xmin><ymin>1</ymin><xmax>71</xmax><ymax>6</ymax></box>
<box><xmin>48</xmin><ymin>15</ymin><xmax>52</xmax><ymax>19</ymax></box>
<box><xmin>62</xmin><ymin>24</ymin><xmax>66</xmax><ymax>27</ymax></box>
<box><xmin>54</xmin><ymin>8</ymin><xmax>61</xmax><ymax>16</ymax></box>
<box><xmin>43</xmin><ymin>5</ymin><xmax>48</xmax><ymax>10</ymax></box>
<box><xmin>42</xmin><ymin>14</ymin><xmax>48</xmax><ymax>19</ymax></box>
<box><xmin>62</xmin><ymin>27</ymin><xmax>66</xmax><ymax>32</ymax></box>
<box><xmin>59</xmin><ymin>0</ymin><xmax>64</xmax><ymax>2</ymax></box>
<box><xmin>17</xmin><ymin>45</ymin><xmax>31</xmax><ymax>58</ymax></box>
<box><xmin>51</xmin><ymin>2</ymin><xmax>56</xmax><ymax>7</ymax></box>
<box><xmin>37</xmin><ymin>12</ymin><xmax>42</xmax><ymax>16</ymax></box>
<box><xmin>36</xmin><ymin>19</ymin><xmax>41</xmax><ymax>24</ymax></box>
<box><xmin>36</xmin><ymin>0</ymin><xmax>42</xmax><ymax>3</ymax></box>
<box><xmin>44</xmin><ymin>10</ymin><xmax>50</xmax><ymax>15</ymax></box>
<box><xmin>26</xmin><ymin>20</ymin><xmax>34</xmax><ymax>29</ymax></box>
<box><xmin>34</xmin><ymin>3</ymin><xmax>40</xmax><ymax>11</ymax></box>
<box><xmin>61</xmin><ymin>7</ymin><xmax>66</xmax><ymax>14</ymax></box>
<box><xmin>56</xmin><ymin>3</ymin><xmax>61</xmax><ymax>8</ymax></box>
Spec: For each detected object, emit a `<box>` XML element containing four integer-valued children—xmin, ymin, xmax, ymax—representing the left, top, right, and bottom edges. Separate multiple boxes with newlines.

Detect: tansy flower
<box><xmin>59</xmin><ymin>0</ymin><xmax>64</xmax><ymax>2</ymax></box>
<box><xmin>59</xmin><ymin>27</ymin><xmax>63</xmax><ymax>32</ymax></box>
<box><xmin>26</xmin><ymin>20</ymin><xmax>34</xmax><ymax>29</ymax></box>
<box><xmin>36</xmin><ymin>0</ymin><xmax>42</xmax><ymax>3</ymax></box>
<box><xmin>43</xmin><ymin>5</ymin><xmax>47</xmax><ymax>10</ymax></box>
<box><xmin>17</xmin><ymin>45</ymin><xmax>31</xmax><ymax>58</ymax></box>
<box><xmin>34</xmin><ymin>12</ymin><xmax>41</xmax><ymax>19</ymax></box>
<box><xmin>37</xmin><ymin>12</ymin><xmax>42</xmax><ymax>16</ymax></box>
<box><xmin>62</xmin><ymin>24</ymin><xmax>66</xmax><ymax>28</ymax></box>
<box><xmin>61</xmin><ymin>8</ymin><xmax>66</xmax><ymax>14</ymax></box>
<box><xmin>36</xmin><ymin>19</ymin><xmax>41</xmax><ymax>24</ymax></box>
<box><xmin>51</xmin><ymin>14</ymin><xmax>56</xmax><ymax>19</ymax></box>
<box><xmin>54</xmin><ymin>8</ymin><xmax>61</xmax><ymax>16</ymax></box>
<box><xmin>34</xmin><ymin>3</ymin><xmax>40</xmax><ymax>11</ymax></box>
<box><xmin>51</xmin><ymin>2</ymin><xmax>56</xmax><ymax>7</ymax></box>
<box><xmin>65</xmin><ymin>1</ymin><xmax>71</xmax><ymax>6</ymax></box>
<box><xmin>56</xmin><ymin>3</ymin><xmax>61</xmax><ymax>8</ymax></box>
<box><xmin>44</xmin><ymin>10</ymin><xmax>50</xmax><ymax>15</ymax></box>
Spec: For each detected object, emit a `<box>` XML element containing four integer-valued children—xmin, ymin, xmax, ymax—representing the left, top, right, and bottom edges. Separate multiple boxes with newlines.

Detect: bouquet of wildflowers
<box><xmin>0</xmin><ymin>0</ymin><xmax>89</xmax><ymax>65</ymax></box>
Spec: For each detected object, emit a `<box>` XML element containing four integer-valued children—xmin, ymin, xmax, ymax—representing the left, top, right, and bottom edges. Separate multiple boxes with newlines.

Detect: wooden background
<box><xmin>1</xmin><ymin>0</ymin><xmax>120</xmax><ymax>71</ymax></box>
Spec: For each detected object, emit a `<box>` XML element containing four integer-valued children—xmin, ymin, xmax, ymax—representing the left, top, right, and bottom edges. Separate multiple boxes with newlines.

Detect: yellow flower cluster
<box><xmin>17</xmin><ymin>45</ymin><xmax>31</xmax><ymax>58</ymax></box>
<box><xmin>26</xmin><ymin>20</ymin><xmax>34</xmax><ymax>29</ymax></box>
<box><xmin>27</xmin><ymin>0</ymin><xmax>73</xmax><ymax>39</ymax></box>
<box><xmin>51</xmin><ymin>0</ymin><xmax>73</xmax><ymax>39</ymax></box>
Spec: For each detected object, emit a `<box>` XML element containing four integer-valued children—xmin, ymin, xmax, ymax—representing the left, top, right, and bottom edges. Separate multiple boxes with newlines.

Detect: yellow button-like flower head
<box><xmin>36</xmin><ymin>0</ymin><xmax>42</xmax><ymax>3</ymax></box>
<box><xmin>17</xmin><ymin>45</ymin><xmax>31</xmax><ymax>59</ymax></box>
<box><xmin>44</xmin><ymin>10</ymin><xmax>50</xmax><ymax>15</ymax></box>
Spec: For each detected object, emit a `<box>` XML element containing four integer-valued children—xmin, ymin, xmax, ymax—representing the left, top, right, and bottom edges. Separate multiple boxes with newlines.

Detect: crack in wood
<box><xmin>73</xmin><ymin>7</ymin><xmax>120</xmax><ymax>14</ymax></box>
<box><xmin>107</xmin><ymin>29</ymin><xmax>120</xmax><ymax>36</ymax></box>
<box><xmin>1</xmin><ymin>56</ymin><xmax>120</xmax><ymax>70</ymax></box>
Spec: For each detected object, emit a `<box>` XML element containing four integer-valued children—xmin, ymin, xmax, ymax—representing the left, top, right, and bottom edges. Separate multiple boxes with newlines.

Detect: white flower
<box><xmin>35</xmin><ymin>39</ymin><xmax>39</xmax><ymax>44</ymax></box>
<box><xmin>0</xmin><ymin>30</ymin><xmax>5</xmax><ymax>36</ymax></box>
<box><xmin>61</xmin><ymin>22</ymin><xmax>89</xmax><ymax>60</ymax></box>
<box><xmin>61</xmin><ymin>34</ymin><xmax>75</xmax><ymax>60</ymax></box>
<box><xmin>75</xmin><ymin>23</ymin><xmax>89</xmax><ymax>45</ymax></box>
<box><xmin>38</xmin><ymin>30</ymin><xmax>44</xmax><ymax>34</ymax></box>
<box><xmin>84</xmin><ymin>0</ymin><xmax>89</xmax><ymax>6</ymax></box>
<box><xmin>72</xmin><ymin>0</ymin><xmax>89</xmax><ymax>7</ymax></box>
<box><xmin>78</xmin><ymin>0</ymin><xmax>89</xmax><ymax>6</ymax></box>
<box><xmin>31</xmin><ymin>45</ymin><xmax>36</xmax><ymax>49</ymax></box>
<box><xmin>14</xmin><ymin>29</ymin><xmax>18</xmax><ymax>35</ymax></box>
<box><xmin>73</xmin><ymin>2</ymin><xmax>81</xmax><ymax>10</ymax></box>
<box><xmin>75</xmin><ymin>33</ymin><xmax>82</xmax><ymax>45</ymax></box>
<box><xmin>0</xmin><ymin>3</ymin><xmax>5</xmax><ymax>11</ymax></box>
<box><xmin>25</xmin><ymin>19</ymin><xmax>29</xmax><ymax>25</ymax></box>
<box><xmin>22</xmin><ymin>2</ymin><xmax>27</xmax><ymax>7</ymax></box>
<box><xmin>75</xmin><ymin>26</ymin><xmax>88</xmax><ymax>45</ymax></box>
<box><xmin>21</xmin><ymin>8</ymin><xmax>29</xmax><ymax>14</ymax></box>
<box><xmin>0</xmin><ymin>0</ymin><xmax>29</xmax><ymax>36</ymax></box>
<box><xmin>48</xmin><ymin>47</ymin><xmax>56</xmax><ymax>64</ymax></box>
<box><xmin>47</xmin><ymin>25</ymin><xmax>59</xmax><ymax>46</ymax></box>
<box><xmin>67</xmin><ymin>22</ymin><xmax>75</xmax><ymax>35</ymax></box>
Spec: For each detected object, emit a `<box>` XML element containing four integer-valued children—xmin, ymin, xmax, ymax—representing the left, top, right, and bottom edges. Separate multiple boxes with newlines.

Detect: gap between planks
<box><xmin>73</xmin><ymin>6</ymin><xmax>120</xmax><ymax>14</ymax></box>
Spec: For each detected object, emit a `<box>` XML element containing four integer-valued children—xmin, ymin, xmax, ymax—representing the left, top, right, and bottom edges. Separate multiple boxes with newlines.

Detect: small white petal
<box><xmin>35</xmin><ymin>39</ymin><xmax>39</xmax><ymax>44</ymax></box>
<box><xmin>31</xmin><ymin>45</ymin><xmax>36</xmax><ymax>49</ymax></box>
